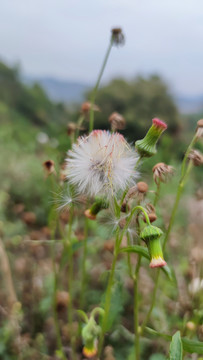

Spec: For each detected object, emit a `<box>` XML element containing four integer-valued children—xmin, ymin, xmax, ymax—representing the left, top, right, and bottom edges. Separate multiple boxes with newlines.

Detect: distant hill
<box><xmin>23</xmin><ymin>75</ymin><xmax>203</xmax><ymax>114</ymax></box>
<box><xmin>23</xmin><ymin>76</ymin><xmax>91</xmax><ymax>104</ymax></box>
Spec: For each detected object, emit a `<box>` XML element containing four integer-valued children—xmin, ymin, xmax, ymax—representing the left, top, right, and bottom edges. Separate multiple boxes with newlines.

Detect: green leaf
<box><xmin>181</xmin><ymin>337</ymin><xmax>203</xmax><ymax>355</ymax></box>
<box><xmin>145</xmin><ymin>327</ymin><xmax>203</xmax><ymax>355</ymax></box>
<box><xmin>120</xmin><ymin>245</ymin><xmax>150</xmax><ymax>259</ymax></box>
<box><xmin>169</xmin><ymin>331</ymin><xmax>183</xmax><ymax>359</ymax></box>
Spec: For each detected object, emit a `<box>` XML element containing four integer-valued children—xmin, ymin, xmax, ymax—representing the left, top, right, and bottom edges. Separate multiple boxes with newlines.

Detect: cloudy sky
<box><xmin>1</xmin><ymin>0</ymin><xmax>203</xmax><ymax>95</ymax></box>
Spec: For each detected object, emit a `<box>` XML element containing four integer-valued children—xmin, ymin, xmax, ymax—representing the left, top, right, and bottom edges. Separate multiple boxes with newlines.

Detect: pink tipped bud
<box><xmin>150</xmin><ymin>257</ymin><xmax>167</xmax><ymax>268</ymax></box>
<box><xmin>135</xmin><ymin>118</ymin><xmax>167</xmax><ymax>157</ymax></box>
<box><xmin>152</xmin><ymin>118</ymin><xmax>167</xmax><ymax>130</ymax></box>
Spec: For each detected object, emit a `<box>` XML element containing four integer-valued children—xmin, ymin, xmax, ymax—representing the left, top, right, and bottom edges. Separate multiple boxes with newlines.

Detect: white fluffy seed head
<box><xmin>66</xmin><ymin>130</ymin><xmax>139</xmax><ymax>197</ymax></box>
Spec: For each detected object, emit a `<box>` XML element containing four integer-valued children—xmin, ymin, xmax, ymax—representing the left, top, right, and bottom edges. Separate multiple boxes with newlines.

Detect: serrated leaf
<box><xmin>169</xmin><ymin>331</ymin><xmax>183</xmax><ymax>359</ymax></box>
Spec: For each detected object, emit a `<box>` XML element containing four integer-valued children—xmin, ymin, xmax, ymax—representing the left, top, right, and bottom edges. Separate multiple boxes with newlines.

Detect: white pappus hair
<box><xmin>66</xmin><ymin>130</ymin><xmax>139</xmax><ymax>197</ymax></box>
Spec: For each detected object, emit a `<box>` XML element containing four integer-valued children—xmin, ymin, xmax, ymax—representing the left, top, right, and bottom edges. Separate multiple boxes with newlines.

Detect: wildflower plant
<box><xmin>45</xmin><ymin>27</ymin><xmax>203</xmax><ymax>360</ymax></box>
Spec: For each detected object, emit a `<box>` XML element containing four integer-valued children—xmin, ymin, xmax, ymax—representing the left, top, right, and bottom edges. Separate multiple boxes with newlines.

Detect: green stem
<box><xmin>49</xmin><ymin>177</ymin><xmax>66</xmax><ymax>360</ymax></box>
<box><xmin>134</xmin><ymin>255</ymin><xmax>142</xmax><ymax>360</ymax></box>
<box><xmin>67</xmin><ymin>206</ymin><xmax>76</xmax><ymax>360</ymax></box>
<box><xmin>75</xmin><ymin>115</ymin><xmax>85</xmax><ymax>141</ymax></box>
<box><xmin>154</xmin><ymin>180</ymin><xmax>161</xmax><ymax>207</ymax></box>
<box><xmin>141</xmin><ymin>136</ymin><xmax>197</xmax><ymax>332</ymax></box>
<box><xmin>126</xmin><ymin>232</ymin><xmax>134</xmax><ymax>279</ymax></box>
<box><xmin>89</xmin><ymin>39</ymin><xmax>113</xmax><ymax>132</ymax></box>
<box><xmin>141</xmin><ymin>269</ymin><xmax>160</xmax><ymax>333</ymax></box>
<box><xmin>80</xmin><ymin>218</ymin><xmax>89</xmax><ymax>309</ymax></box>
<box><xmin>98</xmin><ymin>230</ymin><xmax>119</xmax><ymax>357</ymax></box>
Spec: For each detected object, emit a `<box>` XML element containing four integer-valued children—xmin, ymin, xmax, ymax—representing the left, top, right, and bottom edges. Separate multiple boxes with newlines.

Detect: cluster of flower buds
<box><xmin>81</xmin><ymin>308</ymin><xmax>104</xmax><ymax>358</ymax></box>
<box><xmin>43</xmin><ymin>160</ymin><xmax>56</xmax><ymax>177</ymax></box>
<box><xmin>111</xmin><ymin>28</ymin><xmax>125</xmax><ymax>46</ymax></box>
<box><xmin>188</xmin><ymin>149</ymin><xmax>203</xmax><ymax>166</ymax></box>
<box><xmin>85</xmin><ymin>197</ymin><xmax>109</xmax><ymax>220</ymax></box>
<box><xmin>108</xmin><ymin>112</ymin><xmax>126</xmax><ymax>132</ymax></box>
<box><xmin>81</xmin><ymin>102</ymin><xmax>100</xmax><ymax>118</ymax></box>
<box><xmin>140</xmin><ymin>224</ymin><xmax>166</xmax><ymax>268</ymax></box>
<box><xmin>152</xmin><ymin>162</ymin><xmax>174</xmax><ymax>184</ymax></box>
<box><xmin>135</xmin><ymin>118</ymin><xmax>167</xmax><ymax>158</ymax></box>
<box><xmin>121</xmin><ymin>182</ymin><xmax>148</xmax><ymax>212</ymax></box>
<box><xmin>196</xmin><ymin>119</ymin><xmax>203</xmax><ymax>139</ymax></box>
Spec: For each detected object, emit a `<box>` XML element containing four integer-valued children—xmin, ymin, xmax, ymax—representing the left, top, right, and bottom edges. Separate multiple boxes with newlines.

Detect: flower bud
<box><xmin>196</xmin><ymin>119</ymin><xmax>203</xmax><ymax>139</ymax></box>
<box><xmin>108</xmin><ymin>112</ymin><xmax>126</xmax><ymax>131</ymax></box>
<box><xmin>111</xmin><ymin>28</ymin><xmax>125</xmax><ymax>46</ymax></box>
<box><xmin>140</xmin><ymin>225</ymin><xmax>166</xmax><ymax>268</ymax></box>
<box><xmin>121</xmin><ymin>182</ymin><xmax>149</xmax><ymax>211</ymax></box>
<box><xmin>188</xmin><ymin>149</ymin><xmax>203</xmax><ymax>166</ymax></box>
<box><xmin>84</xmin><ymin>198</ymin><xmax>109</xmax><ymax>220</ymax></box>
<box><xmin>82</xmin><ymin>317</ymin><xmax>100</xmax><ymax>358</ymax></box>
<box><xmin>152</xmin><ymin>162</ymin><xmax>174</xmax><ymax>184</ymax></box>
<box><xmin>81</xmin><ymin>102</ymin><xmax>100</xmax><ymax>117</ymax></box>
<box><xmin>135</xmin><ymin>118</ymin><xmax>167</xmax><ymax>157</ymax></box>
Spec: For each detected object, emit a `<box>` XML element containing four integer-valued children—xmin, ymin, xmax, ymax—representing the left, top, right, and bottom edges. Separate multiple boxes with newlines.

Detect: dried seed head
<box><xmin>67</xmin><ymin>122</ymin><xmax>77</xmax><ymax>136</ymax></box>
<box><xmin>152</xmin><ymin>162</ymin><xmax>174</xmax><ymax>184</ymax></box>
<box><xmin>188</xmin><ymin>149</ymin><xmax>203</xmax><ymax>166</ymax></box>
<box><xmin>137</xmin><ymin>181</ymin><xmax>148</xmax><ymax>194</ymax></box>
<box><xmin>121</xmin><ymin>183</ymin><xmax>148</xmax><ymax>210</ymax></box>
<box><xmin>196</xmin><ymin>119</ymin><xmax>203</xmax><ymax>138</ymax></box>
<box><xmin>111</xmin><ymin>28</ymin><xmax>125</xmax><ymax>46</ymax></box>
<box><xmin>43</xmin><ymin>160</ymin><xmax>56</xmax><ymax>176</ymax></box>
<box><xmin>56</xmin><ymin>291</ymin><xmax>69</xmax><ymax>311</ymax></box>
<box><xmin>144</xmin><ymin>204</ymin><xmax>157</xmax><ymax>223</ymax></box>
<box><xmin>81</xmin><ymin>102</ymin><xmax>100</xmax><ymax>116</ymax></box>
<box><xmin>108</xmin><ymin>112</ymin><xmax>126</xmax><ymax>131</ymax></box>
<box><xmin>119</xmin><ymin>218</ymin><xmax>126</xmax><ymax>229</ymax></box>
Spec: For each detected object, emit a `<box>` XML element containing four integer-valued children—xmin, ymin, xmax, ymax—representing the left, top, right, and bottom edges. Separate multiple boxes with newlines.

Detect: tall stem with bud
<box><xmin>89</xmin><ymin>39</ymin><xmax>113</xmax><ymax>132</ymax></box>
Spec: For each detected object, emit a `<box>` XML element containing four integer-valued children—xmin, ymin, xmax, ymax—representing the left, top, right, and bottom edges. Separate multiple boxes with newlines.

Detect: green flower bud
<box><xmin>140</xmin><ymin>225</ymin><xmax>166</xmax><ymax>268</ymax></box>
<box><xmin>135</xmin><ymin>118</ymin><xmax>167</xmax><ymax>157</ymax></box>
<box><xmin>84</xmin><ymin>197</ymin><xmax>109</xmax><ymax>220</ymax></box>
<box><xmin>140</xmin><ymin>225</ymin><xmax>163</xmax><ymax>242</ymax></box>
<box><xmin>82</xmin><ymin>317</ymin><xmax>101</xmax><ymax>358</ymax></box>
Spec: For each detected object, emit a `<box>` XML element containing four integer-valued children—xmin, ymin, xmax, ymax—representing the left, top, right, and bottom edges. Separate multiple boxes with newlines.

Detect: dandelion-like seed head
<box><xmin>53</xmin><ymin>185</ymin><xmax>80</xmax><ymax>212</ymax></box>
<box><xmin>66</xmin><ymin>130</ymin><xmax>139</xmax><ymax>197</ymax></box>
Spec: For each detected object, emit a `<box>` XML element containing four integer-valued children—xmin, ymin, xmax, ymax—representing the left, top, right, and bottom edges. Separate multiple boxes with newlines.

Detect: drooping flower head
<box><xmin>140</xmin><ymin>225</ymin><xmax>166</xmax><ymax>268</ymax></box>
<box><xmin>66</xmin><ymin>130</ymin><xmax>139</xmax><ymax>197</ymax></box>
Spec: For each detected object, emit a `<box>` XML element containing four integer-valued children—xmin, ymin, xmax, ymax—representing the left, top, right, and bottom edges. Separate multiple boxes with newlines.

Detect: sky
<box><xmin>1</xmin><ymin>0</ymin><xmax>203</xmax><ymax>95</ymax></box>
